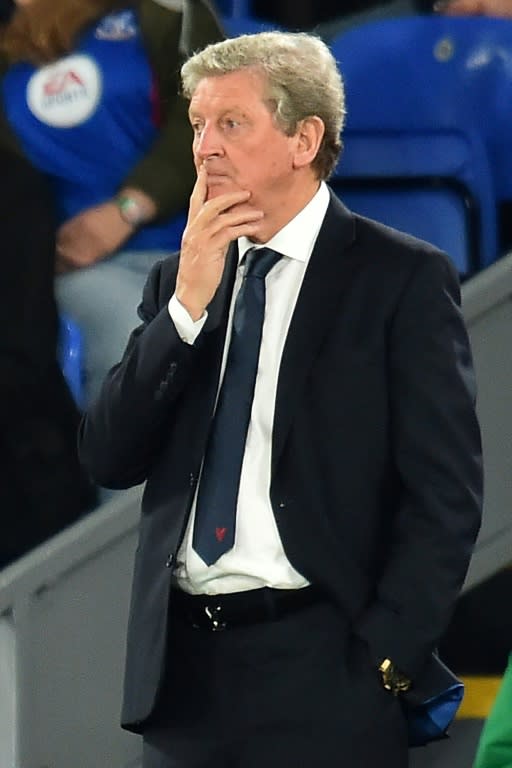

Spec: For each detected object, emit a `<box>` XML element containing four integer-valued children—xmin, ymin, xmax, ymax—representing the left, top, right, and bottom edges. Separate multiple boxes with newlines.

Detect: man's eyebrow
<box><xmin>188</xmin><ymin>106</ymin><xmax>248</xmax><ymax>120</ymax></box>
<box><xmin>219</xmin><ymin>107</ymin><xmax>251</xmax><ymax>122</ymax></box>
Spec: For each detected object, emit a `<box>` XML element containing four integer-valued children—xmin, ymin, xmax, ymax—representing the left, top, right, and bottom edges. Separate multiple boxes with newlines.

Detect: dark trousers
<box><xmin>142</xmin><ymin>597</ymin><xmax>408</xmax><ymax>767</ymax></box>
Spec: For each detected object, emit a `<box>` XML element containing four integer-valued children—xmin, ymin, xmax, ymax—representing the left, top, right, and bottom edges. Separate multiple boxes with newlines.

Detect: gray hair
<box><xmin>181</xmin><ymin>31</ymin><xmax>346</xmax><ymax>180</ymax></box>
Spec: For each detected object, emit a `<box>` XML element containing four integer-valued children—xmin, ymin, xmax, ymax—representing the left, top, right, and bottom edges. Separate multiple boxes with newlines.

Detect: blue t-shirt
<box><xmin>2</xmin><ymin>8</ymin><xmax>185</xmax><ymax>252</ymax></box>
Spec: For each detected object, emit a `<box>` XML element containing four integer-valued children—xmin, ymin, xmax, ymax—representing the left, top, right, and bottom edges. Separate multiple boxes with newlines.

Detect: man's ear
<box><xmin>292</xmin><ymin>116</ymin><xmax>325</xmax><ymax>170</ymax></box>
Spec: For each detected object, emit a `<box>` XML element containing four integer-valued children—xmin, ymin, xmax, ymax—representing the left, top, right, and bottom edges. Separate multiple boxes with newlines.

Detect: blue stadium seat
<box><xmin>329</xmin><ymin>16</ymin><xmax>512</xmax><ymax>274</ymax></box>
<box><xmin>216</xmin><ymin>0</ymin><xmax>252</xmax><ymax>17</ymax></box>
<box><xmin>58</xmin><ymin>314</ymin><xmax>85</xmax><ymax>411</ymax></box>
<box><xmin>218</xmin><ymin>0</ymin><xmax>280</xmax><ymax>36</ymax></box>
<box><xmin>221</xmin><ymin>14</ymin><xmax>279</xmax><ymax>37</ymax></box>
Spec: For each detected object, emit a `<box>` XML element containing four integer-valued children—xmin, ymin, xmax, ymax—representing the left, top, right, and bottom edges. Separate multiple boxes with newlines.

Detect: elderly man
<box><xmin>79</xmin><ymin>31</ymin><xmax>483</xmax><ymax>768</ymax></box>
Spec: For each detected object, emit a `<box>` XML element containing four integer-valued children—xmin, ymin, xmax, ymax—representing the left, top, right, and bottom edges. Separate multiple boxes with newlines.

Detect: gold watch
<box><xmin>378</xmin><ymin>658</ymin><xmax>411</xmax><ymax>696</ymax></box>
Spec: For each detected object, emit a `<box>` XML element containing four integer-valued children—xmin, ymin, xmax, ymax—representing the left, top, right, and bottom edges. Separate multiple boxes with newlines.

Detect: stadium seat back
<box><xmin>330</xmin><ymin>15</ymin><xmax>510</xmax><ymax>272</ymax></box>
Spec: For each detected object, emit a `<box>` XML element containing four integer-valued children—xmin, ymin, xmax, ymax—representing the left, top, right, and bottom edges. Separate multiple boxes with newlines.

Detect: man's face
<box><xmin>188</xmin><ymin>68</ymin><xmax>299</xmax><ymax>214</ymax></box>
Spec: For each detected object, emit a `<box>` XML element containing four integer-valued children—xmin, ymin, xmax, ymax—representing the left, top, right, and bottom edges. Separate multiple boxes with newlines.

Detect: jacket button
<box><xmin>165</xmin><ymin>554</ymin><xmax>174</xmax><ymax>568</ymax></box>
<box><xmin>155</xmin><ymin>382</ymin><xmax>167</xmax><ymax>402</ymax></box>
<box><xmin>278</xmin><ymin>501</ymin><xmax>286</xmax><ymax>509</ymax></box>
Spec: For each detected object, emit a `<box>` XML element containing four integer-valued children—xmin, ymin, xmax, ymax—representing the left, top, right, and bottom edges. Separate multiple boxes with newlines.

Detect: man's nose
<box><xmin>195</xmin><ymin>124</ymin><xmax>222</xmax><ymax>159</ymax></box>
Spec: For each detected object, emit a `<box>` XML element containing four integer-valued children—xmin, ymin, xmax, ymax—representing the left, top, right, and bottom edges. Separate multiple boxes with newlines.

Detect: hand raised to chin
<box><xmin>176</xmin><ymin>166</ymin><xmax>264</xmax><ymax>320</ymax></box>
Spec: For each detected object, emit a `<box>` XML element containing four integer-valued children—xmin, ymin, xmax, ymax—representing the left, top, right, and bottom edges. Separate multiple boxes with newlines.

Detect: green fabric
<box><xmin>0</xmin><ymin>0</ymin><xmax>225</xmax><ymax>218</ymax></box>
<box><xmin>474</xmin><ymin>654</ymin><xmax>512</xmax><ymax>768</ymax></box>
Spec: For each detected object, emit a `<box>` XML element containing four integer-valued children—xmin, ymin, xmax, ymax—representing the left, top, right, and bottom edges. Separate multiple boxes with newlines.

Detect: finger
<box><xmin>187</xmin><ymin>165</ymin><xmax>209</xmax><ymax>221</ymax></box>
<box><xmin>434</xmin><ymin>0</ymin><xmax>476</xmax><ymax>12</ymax></box>
<box><xmin>183</xmin><ymin>193</ymin><xmax>252</xmax><ymax>241</ymax></box>
<box><xmin>205</xmin><ymin>220</ymin><xmax>265</xmax><ymax>255</ymax></box>
<box><xmin>184</xmin><ymin>188</ymin><xmax>255</xmax><ymax>240</ymax></box>
<box><xmin>205</xmin><ymin>211</ymin><xmax>265</xmax><ymax>251</ymax></box>
<box><xmin>209</xmin><ymin>207</ymin><xmax>264</xmax><ymax>236</ymax></box>
<box><xmin>183</xmin><ymin>207</ymin><xmax>264</xmax><ymax>252</ymax></box>
<box><xmin>56</xmin><ymin>244</ymin><xmax>85</xmax><ymax>270</ymax></box>
<box><xmin>218</xmin><ymin>201</ymin><xmax>263</xmax><ymax>219</ymax></box>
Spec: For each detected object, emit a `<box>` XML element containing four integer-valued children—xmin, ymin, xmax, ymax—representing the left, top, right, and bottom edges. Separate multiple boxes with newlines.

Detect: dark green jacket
<box><xmin>0</xmin><ymin>0</ymin><xmax>224</xmax><ymax>218</ymax></box>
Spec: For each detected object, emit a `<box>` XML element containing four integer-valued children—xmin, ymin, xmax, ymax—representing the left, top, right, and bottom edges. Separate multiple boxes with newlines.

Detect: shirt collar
<box><xmin>237</xmin><ymin>181</ymin><xmax>330</xmax><ymax>266</ymax></box>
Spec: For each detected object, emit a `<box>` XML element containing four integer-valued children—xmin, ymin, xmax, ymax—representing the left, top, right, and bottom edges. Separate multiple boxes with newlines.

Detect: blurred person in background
<box><xmin>0</xmin><ymin>145</ymin><xmax>96</xmax><ymax>570</ymax></box>
<box><xmin>436</xmin><ymin>0</ymin><xmax>512</xmax><ymax>15</ymax></box>
<box><xmin>251</xmin><ymin>0</ymin><xmax>386</xmax><ymax>30</ymax></box>
<box><xmin>313</xmin><ymin>0</ymin><xmax>512</xmax><ymax>49</ymax></box>
<box><xmin>0</xmin><ymin>0</ymin><xmax>223</xmax><ymax>407</ymax></box>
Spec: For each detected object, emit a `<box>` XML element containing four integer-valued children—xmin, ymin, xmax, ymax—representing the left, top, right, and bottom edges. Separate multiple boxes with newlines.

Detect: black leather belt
<box><xmin>171</xmin><ymin>585</ymin><xmax>325</xmax><ymax>632</ymax></box>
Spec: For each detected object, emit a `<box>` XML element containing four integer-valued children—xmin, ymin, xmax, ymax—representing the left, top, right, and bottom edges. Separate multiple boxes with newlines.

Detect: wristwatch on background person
<box><xmin>115</xmin><ymin>194</ymin><xmax>152</xmax><ymax>228</ymax></box>
<box><xmin>378</xmin><ymin>658</ymin><xmax>412</xmax><ymax>696</ymax></box>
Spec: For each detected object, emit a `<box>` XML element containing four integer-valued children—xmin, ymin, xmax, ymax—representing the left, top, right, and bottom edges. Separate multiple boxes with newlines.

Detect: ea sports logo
<box><xmin>27</xmin><ymin>54</ymin><xmax>101</xmax><ymax>128</ymax></box>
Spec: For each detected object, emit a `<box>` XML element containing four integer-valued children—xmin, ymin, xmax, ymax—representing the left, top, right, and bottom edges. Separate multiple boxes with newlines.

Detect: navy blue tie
<box><xmin>192</xmin><ymin>247</ymin><xmax>282</xmax><ymax>565</ymax></box>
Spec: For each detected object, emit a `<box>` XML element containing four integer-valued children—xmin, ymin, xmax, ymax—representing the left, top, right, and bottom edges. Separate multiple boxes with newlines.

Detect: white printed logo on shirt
<box><xmin>95</xmin><ymin>11</ymin><xmax>137</xmax><ymax>41</ymax></box>
<box><xmin>27</xmin><ymin>54</ymin><xmax>101</xmax><ymax>128</ymax></box>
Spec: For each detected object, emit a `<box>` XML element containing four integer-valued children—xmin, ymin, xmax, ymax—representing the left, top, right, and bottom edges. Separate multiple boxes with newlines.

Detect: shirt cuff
<box><xmin>168</xmin><ymin>294</ymin><xmax>207</xmax><ymax>345</ymax></box>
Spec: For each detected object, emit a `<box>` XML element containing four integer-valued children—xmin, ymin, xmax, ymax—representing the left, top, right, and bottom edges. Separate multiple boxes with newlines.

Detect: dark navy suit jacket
<box><xmin>79</xmin><ymin>190</ymin><xmax>483</xmax><ymax>733</ymax></box>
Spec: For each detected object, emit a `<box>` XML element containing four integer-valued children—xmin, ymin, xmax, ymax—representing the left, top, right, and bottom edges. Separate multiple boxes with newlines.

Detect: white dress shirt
<box><xmin>170</xmin><ymin>182</ymin><xmax>330</xmax><ymax>594</ymax></box>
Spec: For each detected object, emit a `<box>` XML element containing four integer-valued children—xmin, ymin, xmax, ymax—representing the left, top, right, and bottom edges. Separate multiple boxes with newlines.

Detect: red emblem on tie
<box><xmin>215</xmin><ymin>527</ymin><xmax>227</xmax><ymax>542</ymax></box>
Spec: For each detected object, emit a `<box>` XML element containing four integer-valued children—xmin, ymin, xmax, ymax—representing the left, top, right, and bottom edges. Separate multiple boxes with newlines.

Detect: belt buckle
<box><xmin>204</xmin><ymin>604</ymin><xmax>227</xmax><ymax>632</ymax></box>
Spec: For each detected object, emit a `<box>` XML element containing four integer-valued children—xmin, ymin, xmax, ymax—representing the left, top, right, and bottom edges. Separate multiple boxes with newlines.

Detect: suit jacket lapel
<box><xmin>272</xmin><ymin>192</ymin><xmax>357</xmax><ymax>472</ymax></box>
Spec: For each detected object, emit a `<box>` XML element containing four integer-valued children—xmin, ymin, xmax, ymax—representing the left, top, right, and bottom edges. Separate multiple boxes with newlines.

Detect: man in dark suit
<box><xmin>78</xmin><ymin>31</ymin><xmax>483</xmax><ymax>767</ymax></box>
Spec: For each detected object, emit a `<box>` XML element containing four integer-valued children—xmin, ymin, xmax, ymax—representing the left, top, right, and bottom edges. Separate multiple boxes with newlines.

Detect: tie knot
<box><xmin>244</xmin><ymin>247</ymin><xmax>281</xmax><ymax>279</ymax></box>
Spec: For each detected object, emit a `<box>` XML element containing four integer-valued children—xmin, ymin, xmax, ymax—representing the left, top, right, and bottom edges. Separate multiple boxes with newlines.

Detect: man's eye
<box><xmin>192</xmin><ymin>123</ymin><xmax>203</xmax><ymax>135</ymax></box>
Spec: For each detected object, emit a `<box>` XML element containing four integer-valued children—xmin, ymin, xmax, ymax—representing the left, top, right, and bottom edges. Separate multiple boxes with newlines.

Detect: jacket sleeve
<box><xmin>77</xmin><ymin>256</ymin><xmax>200</xmax><ymax>489</ymax></box>
<box><xmin>121</xmin><ymin>0</ymin><xmax>225</xmax><ymax>218</ymax></box>
<box><xmin>355</xmin><ymin>250</ymin><xmax>483</xmax><ymax>679</ymax></box>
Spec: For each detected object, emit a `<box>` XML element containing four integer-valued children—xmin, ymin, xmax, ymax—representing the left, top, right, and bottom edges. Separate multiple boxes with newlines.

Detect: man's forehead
<box><xmin>190</xmin><ymin>68</ymin><xmax>266</xmax><ymax>104</ymax></box>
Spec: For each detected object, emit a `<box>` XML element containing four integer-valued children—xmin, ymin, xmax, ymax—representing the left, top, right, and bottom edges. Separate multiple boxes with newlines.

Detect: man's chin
<box><xmin>205</xmin><ymin>185</ymin><xmax>225</xmax><ymax>201</ymax></box>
